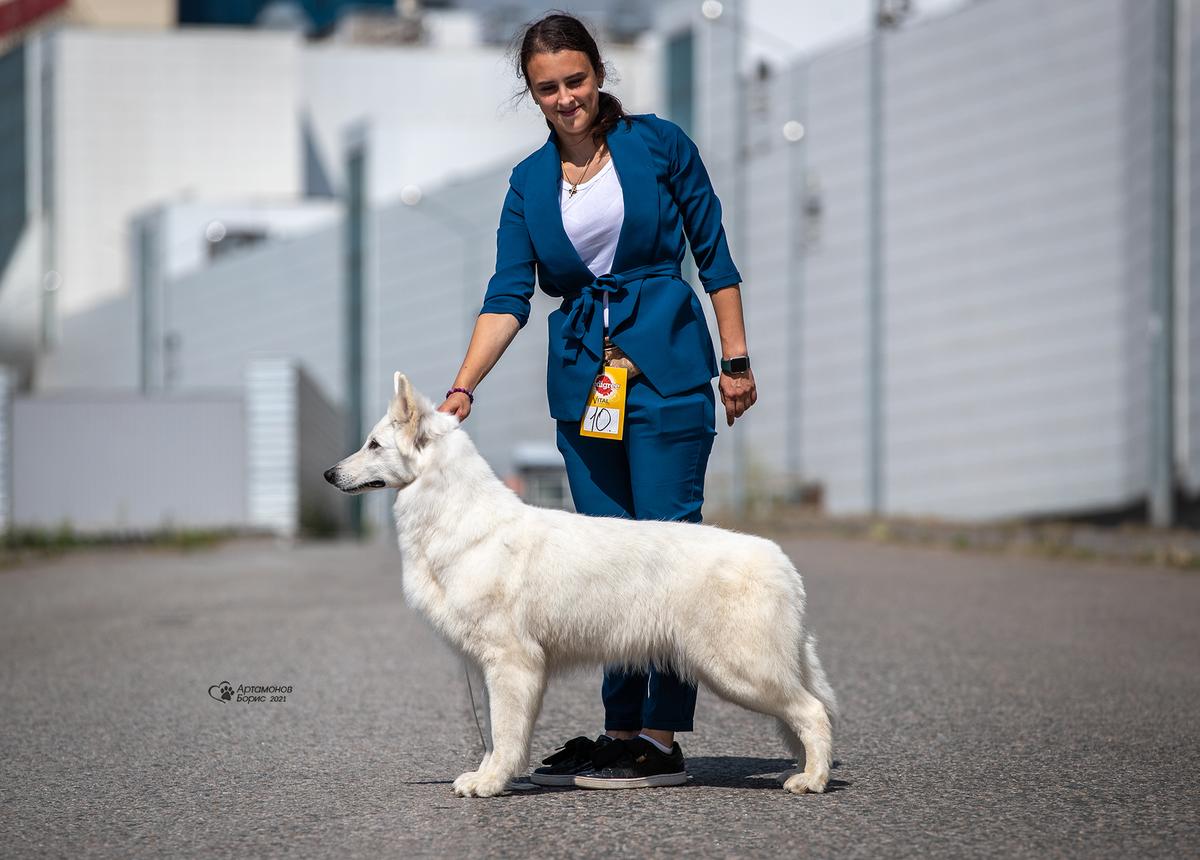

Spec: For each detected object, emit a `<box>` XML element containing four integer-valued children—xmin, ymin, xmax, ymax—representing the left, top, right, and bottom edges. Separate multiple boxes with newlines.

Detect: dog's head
<box><xmin>323</xmin><ymin>372</ymin><xmax>457</xmax><ymax>494</ymax></box>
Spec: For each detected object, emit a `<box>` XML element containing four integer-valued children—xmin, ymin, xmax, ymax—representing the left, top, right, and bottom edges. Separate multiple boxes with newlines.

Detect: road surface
<box><xmin>1</xmin><ymin>535</ymin><xmax>1196</xmax><ymax>857</ymax></box>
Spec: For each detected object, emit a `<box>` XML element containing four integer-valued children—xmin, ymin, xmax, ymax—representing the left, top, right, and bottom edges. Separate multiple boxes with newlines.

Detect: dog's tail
<box><xmin>802</xmin><ymin>632</ymin><xmax>839</xmax><ymax>729</ymax></box>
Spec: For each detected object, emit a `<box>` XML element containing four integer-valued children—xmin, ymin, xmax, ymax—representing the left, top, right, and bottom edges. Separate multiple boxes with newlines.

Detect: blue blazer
<box><xmin>480</xmin><ymin>112</ymin><xmax>742</xmax><ymax>422</ymax></box>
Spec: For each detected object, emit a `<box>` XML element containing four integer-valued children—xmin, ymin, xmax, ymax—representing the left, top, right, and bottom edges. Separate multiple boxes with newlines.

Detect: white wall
<box><xmin>156</xmin><ymin>199</ymin><xmax>341</xmax><ymax>283</ymax></box>
<box><xmin>244</xmin><ymin>358</ymin><xmax>335</xmax><ymax>537</ymax></box>
<box><xmin>11</xmin><ymin>393</ymin><xmax>246</xmax><ymax>531</ymax></box>
<box><xmin>733</xmin><ymin>0</ymin><xmax>1162</xmax><ymax>520</ymax></box>
<box><xmin>165</xmin><ymin>223</ymin><xmax>345</xmax><ymax>401</ymax></box>
<box><xmin>36</xmin><ymin>292</ymin><xmax>140</xmax><ymax>390</ymax></box>
<box><xmin>880</xmin><ymin>0</ymin><xmax>1135</xmax><ymax>518</ymax></box>
<box><xmin>50</xmin><ymin>27</ymin><xmax>303</xmax><ymax>316</ymax></box>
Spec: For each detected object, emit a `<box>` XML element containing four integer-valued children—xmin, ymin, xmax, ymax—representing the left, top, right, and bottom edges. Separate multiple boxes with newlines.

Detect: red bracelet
<box><xmin>446</xmin><ymin>387</ymin><xmax>474</xmax><ymax>404</ymax></box>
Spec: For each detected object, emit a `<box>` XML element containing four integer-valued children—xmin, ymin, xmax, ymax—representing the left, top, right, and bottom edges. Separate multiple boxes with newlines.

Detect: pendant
<box><xmin>569</xmin><ymin>186</ymin><xmax>578</xmax><ymax>197</ymax></box>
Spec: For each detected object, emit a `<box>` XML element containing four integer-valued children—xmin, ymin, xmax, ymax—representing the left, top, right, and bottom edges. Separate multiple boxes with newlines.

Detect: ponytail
<box><xmin>589</xmin><ymin>90</ymin><xmax>630</xmax><ymax>146</ymax></box>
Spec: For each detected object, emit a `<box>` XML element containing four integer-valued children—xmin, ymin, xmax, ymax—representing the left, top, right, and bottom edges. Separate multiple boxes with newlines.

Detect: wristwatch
<box><xmin>721</xmin><ymin>355</ymin><xmax>751</xmax><ymax>374</ymax></box>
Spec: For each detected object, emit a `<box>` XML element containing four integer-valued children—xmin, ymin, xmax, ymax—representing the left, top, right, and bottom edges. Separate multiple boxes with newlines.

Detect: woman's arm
<box><xmin>661</xmin><ymin>117</ymin><xmax>742</xmax><ymax>294</ymax></box>
<box><xmin>710</xmin><ymin>284</ymin><xmax>757</xmax><ymax>427</ymax></box>
<box><xmin>658</xmin><ymin>117</ymin><xmax>755</xmax><ymax>425</ymax></box>
<box><xmin>436</xmin><ymin>312</ymin><xmax>521</xmax><ymax>421</ymax></box>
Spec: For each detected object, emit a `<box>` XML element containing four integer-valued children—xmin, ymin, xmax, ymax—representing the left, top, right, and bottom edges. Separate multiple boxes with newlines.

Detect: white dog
<box><xmin>325</xmin><ymin>373</ymin><xmax>837</xmax><ymax>797</ymax></box>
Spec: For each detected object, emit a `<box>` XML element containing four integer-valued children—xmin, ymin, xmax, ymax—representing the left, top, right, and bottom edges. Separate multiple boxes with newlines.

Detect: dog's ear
<box><xmin>388</xmin><ymin>373</ymin><xmax>445</xmax><ymax>449</ymax></box>
<box><xmin>389</xmin><ymin>373</ymin><xmax>419</xmax><ymax>424</ymax></box>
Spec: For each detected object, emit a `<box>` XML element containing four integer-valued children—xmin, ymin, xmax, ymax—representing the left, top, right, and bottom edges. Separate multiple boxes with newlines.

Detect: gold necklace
<box><xmin>562</xmin><ymin>145</ymin><xmax>606</xmax><ymax>197</ymax></box>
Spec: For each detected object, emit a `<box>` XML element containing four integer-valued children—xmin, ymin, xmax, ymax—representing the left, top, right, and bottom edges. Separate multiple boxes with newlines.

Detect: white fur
<box><xmin>326</xmin><ymin>372</ymin><xmax>837</xmax><ymax>797</ymax></box>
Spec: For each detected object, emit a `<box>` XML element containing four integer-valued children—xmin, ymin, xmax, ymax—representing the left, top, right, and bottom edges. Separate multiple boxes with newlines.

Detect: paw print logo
<box><xmin>208</xmin><ymin>681</ymin><xmax>234</xmax><ymax>702</ymax></box>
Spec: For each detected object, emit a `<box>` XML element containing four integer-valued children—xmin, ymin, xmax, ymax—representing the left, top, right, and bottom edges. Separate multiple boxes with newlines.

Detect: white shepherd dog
<box><xmin>325</xmin><ymin>373</ymin><xmax>837</xmax><ymax>798</ymax></box>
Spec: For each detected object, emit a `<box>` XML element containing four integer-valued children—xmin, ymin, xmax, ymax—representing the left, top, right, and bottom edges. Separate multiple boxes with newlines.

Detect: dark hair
<box><xmin>514</xmin><ymin>11</ymin><xmax>629</xmax><ymax>147</ymax></box>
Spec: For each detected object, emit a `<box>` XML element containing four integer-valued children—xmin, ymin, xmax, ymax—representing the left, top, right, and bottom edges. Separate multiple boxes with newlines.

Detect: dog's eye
<box><xmin>367</xmin><ymin>439</ymin><xmax>380</xmax><ymax>450</ymax></box>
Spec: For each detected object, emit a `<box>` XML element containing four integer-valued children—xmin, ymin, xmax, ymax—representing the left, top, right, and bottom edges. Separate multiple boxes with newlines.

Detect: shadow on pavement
<box><xmin>401</xmin><ymin>759</ymin><xmax>854</xmax><ymax>794</ymax></box>
<box><xmin>685</xmin><ymin>756</ymin><xmax>850</xmax><ymax>792</ymax></box>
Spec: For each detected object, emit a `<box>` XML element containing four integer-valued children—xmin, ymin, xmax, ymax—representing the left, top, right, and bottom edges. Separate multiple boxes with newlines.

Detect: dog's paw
<box><xmin>452</xmin><ymin>770</ymin><xmax>510</xmax><ymax>798</ymax></box>
<box><xmin>782</xmin><ymin>770</ymin><xmax>828</xmax><ymax>795</ymax></box>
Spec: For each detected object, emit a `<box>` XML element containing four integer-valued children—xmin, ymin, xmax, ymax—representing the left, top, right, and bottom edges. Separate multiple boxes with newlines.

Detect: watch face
<box><xmin>724</xmin><ymin>357</ymin><xmax>750</xmax><ymax>373</ymax></box>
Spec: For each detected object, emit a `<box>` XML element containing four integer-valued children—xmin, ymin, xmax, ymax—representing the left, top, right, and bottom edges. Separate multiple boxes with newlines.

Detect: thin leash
<box><xmin>461</xmin><ymin>659</ymin><xmax>538</xmax><ymax>791</ymax></box>
<box><xmin>462</xmin><ymin>658</ymin><xmax>487</xmax><ymax>752</ymax></box>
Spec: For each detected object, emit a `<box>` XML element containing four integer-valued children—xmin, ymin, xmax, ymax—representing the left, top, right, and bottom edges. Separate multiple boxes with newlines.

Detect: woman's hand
<box><xmin>437</xmin><ymin>391</ymin><xmax>473</xmax><ymax>422</ymax></box>
<box><xmin>719</xmin><ymin>367</ymin><xmax>757</xmax><ymax>426</ymax></box>
<box><xmin>435</xmin><ymin>313</ymin><xmax>522</xmax><ymax>425</ymax></box>
<box><xmin>708</xmin><ymin>285</ymin><xmax>755</xmax><ymax>426</ymax></box>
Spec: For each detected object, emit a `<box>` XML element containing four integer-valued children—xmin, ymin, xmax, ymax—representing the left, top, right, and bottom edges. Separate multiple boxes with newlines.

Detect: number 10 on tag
<box><xmin>579</xmin><ymin>365</ymin><xmax>627</xmax><ymax>440</ymax></box>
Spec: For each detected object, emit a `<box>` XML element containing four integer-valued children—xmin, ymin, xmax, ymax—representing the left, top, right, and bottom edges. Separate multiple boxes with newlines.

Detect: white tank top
<box><xmin>560</xmin><ymin>157</ymin><xmax>623</xmax><ymax>278</ymax></box>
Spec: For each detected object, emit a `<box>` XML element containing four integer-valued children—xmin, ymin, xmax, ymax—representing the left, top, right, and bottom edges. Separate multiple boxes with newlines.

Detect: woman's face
<box><xmin>526</xmin><ymin>49</ymin><xmax>604</xmax><ymax>143</ymax></box>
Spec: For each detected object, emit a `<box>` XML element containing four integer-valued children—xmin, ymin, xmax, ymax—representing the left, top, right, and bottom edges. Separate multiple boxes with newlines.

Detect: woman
<box><xmin>436</xmin><ymin>12</ymin><xmax>756</xmax><ymax>790</ymax></box>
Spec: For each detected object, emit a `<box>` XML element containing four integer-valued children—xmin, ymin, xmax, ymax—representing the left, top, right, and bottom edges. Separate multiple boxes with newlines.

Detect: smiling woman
<box><xmin>434</xmin><ymin>10</ymin><xmax>756</xmax><ymax>792</ymax></box>
<box><xmin>526</xmin><ymin>50</ymin><xmax>608</xmax><ymax>175</ymax></box>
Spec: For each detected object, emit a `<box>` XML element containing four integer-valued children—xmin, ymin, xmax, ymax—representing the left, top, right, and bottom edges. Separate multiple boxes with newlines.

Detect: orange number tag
<box><xmin>579</xmin><ymin>366</ymin><xmax>627</xmax><ymax>440</ymax></box>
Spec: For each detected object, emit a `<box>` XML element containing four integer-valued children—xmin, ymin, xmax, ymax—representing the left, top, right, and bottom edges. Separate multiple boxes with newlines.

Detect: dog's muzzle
<box><xmin>323</xmin><ymin>467</ymin><xmax>385</xmax><ymax>492</ymax></box>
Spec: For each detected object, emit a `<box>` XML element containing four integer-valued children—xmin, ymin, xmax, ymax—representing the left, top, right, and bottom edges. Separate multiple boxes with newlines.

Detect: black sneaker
<box><xmin>573</xmin><ymin>737</ymin><xmax>688</xmax><ymax>789</ymax></box>
<box><xmin>529</xmin><ymin>735</ymin><xmax>613</xmax><ymax>786</ymax></box>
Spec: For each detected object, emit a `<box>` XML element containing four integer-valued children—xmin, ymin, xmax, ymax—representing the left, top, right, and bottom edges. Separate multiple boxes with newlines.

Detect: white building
<box><xmin>738</xmin><ymin>0</ymin><xmax>1200</xmax><ymax>520</ymax></box>
<box><xmin>2</xmin><ymin>0</ymin><xmax>1198</xmax><ymax>533</ymax></box>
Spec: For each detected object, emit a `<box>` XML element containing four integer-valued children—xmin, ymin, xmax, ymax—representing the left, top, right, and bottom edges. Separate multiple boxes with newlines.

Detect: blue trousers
<box><xmin>555</xmin><ymin>374</ymin><xmax>717</xmax><ymax>732</ymax></box>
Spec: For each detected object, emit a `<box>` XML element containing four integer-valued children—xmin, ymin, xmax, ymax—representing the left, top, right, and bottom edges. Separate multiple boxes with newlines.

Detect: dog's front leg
<box><xmin>453</xmin><ymin>655</ymin><xmax>545</xmax><ymax>798</ymax></box>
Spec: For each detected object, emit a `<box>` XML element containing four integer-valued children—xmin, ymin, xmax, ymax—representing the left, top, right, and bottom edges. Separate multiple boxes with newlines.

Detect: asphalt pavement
<box><xmin>1</xmin><ymin>534</ymin><xmax>1197</xmax><ymax>858</ymax></box>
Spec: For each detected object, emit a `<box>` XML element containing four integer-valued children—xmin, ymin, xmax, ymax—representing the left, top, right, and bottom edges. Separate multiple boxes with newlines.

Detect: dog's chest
<box><xmin>399</xmin><ymin>546</ymin><xmax>442</xmax><ymax>604</ymax></box>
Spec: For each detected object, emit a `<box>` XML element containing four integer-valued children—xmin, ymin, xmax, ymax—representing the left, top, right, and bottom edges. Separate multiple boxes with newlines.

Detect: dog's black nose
<box><xmin>323</xmin><ymin>467</ymin><xmax>337</xmax><ymax>485</ymax></box>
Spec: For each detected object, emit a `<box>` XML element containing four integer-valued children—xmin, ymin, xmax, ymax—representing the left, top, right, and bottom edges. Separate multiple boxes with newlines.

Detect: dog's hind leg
<box><xmin>776</xmin><ymin>688</ymin><xmax>832</xmax><ymax>794</ymax></box>
<box><xmin>767</xmin><ymin>633</ymin><xmax>838</xmax><ymax>793</ymax></box>
<box><xmin>698</xmin><ymin>648</ymin><xmax>833</xmax><ymax>794</ymax></box>
<box><xmin>706</xmin><ymin>677</ymin><xmax>833</xmax><ymax>794</ymax></box>
<box><xmin>775</xmin><ymin>719</ymin><xmax>806</xmax><ymax>770</ymax></box>
<box><xmin>452</xmin><ymin>650</ymin><xmax>546</xmax><ymax>798</ymax></box>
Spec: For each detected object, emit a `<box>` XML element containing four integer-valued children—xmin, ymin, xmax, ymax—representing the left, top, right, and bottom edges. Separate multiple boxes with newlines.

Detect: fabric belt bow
<box><xmin>559</xmin><ymin>260</ymin><xmax>682</xmax><ymax>364</ymax></box>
